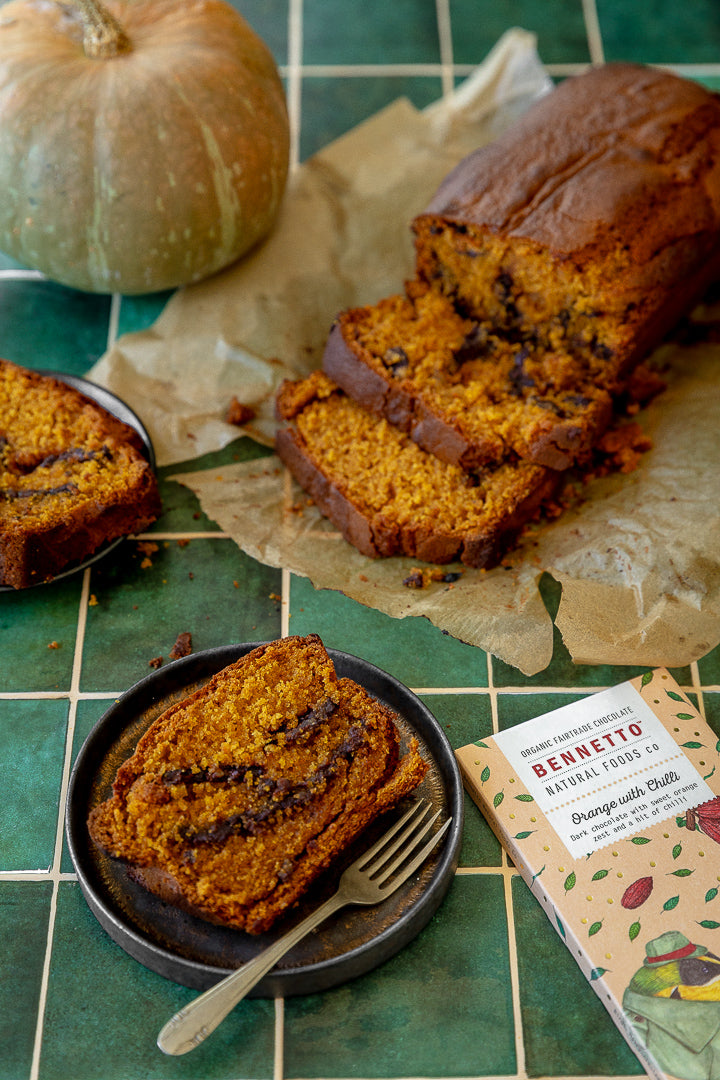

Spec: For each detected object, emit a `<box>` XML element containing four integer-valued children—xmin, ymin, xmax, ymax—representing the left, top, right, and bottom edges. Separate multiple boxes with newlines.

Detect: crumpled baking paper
<box><xmin>89</xmin><ymin>29</ymin><xmax>720</xmax><ymax>675</ymax></box>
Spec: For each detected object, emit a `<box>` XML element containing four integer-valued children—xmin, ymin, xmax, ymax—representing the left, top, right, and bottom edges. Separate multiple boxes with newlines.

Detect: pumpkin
<box><xmin>0</xmin><ymin>0</ymin><xmax>289</xmax><ymax>294</ymax></box>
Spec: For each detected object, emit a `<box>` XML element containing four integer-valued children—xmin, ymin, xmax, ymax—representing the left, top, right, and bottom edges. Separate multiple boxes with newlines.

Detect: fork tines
<box><xmin>359</xmin><ymin>800</ymin><xmax>451</xmax><ymax>890</ymax></box>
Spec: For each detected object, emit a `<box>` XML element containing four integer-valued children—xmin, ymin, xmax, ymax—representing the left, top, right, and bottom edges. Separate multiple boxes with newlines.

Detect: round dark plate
<box><xmin>66</xmin><ymin>644</ymin><xmax>463</xmax><ymax>996</ymax></box>
<box><xmin>0</xmin><ymin>370</ymin><xmax>157</xmax><ymax>592</ymax></box>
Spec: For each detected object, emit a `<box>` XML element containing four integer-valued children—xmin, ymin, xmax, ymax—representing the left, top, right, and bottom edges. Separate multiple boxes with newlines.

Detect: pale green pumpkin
<box><xmin>0</xmin><ymin>0</ymin><xmax>289</xmax><ymax>293</ymax></box>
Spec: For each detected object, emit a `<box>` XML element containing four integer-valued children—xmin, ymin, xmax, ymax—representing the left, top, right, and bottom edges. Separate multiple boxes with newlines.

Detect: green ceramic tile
<box><xmin>80</xmin><ymin>536</ymin><xmax>282</xmax><ymax>692</ymax></box>
<box><xmin>288</xmin><ymin>572</ymin><xmax>489</xmax><ymax>688</ymax></box>
<box><xmin>498</xmin><ymin>691</ymin><xmax>586</xmax><ymax>732</ymax></box>
<box><xmin>422</xmin><ymin>693</ymin><xmax>502</xmax><ymax>866</ymax></box>
<box><xmin>0</xmin><ymin>280</ymin><xmax>111</xmax><ymax>375</ymax></box>
<box><xmin>303</xmin><ymin>0</ymin><xmax>441</xmax><ymax>64</ymax></box>
<box><xmin>39</xmin><ymin>881</ymin><xmax>275</xmax><ymax>1080</ymax></box>
<box><xmin>698</xmin><ymin>641</ymin><xmax>720</xmax><ymax>686</ymax></box>
<box><xmin>597</xmin><ymin>0</ymin><xmax>720</xmax><ymax>64</ymax></box>
<box><xmin>300</xmin><ymin>76</ymin><xmax>443</xmax><ymax>161</ymax></box>
<box><xmin>284</xmin><ymin>873</ymin><xmax>516</xmax><ymax>1077</ymax></box>
<box><xmin>0</xmin><ymin>251</ymin><xmax>35</xmax><ymax>271</ymax></box>
<box><xmin>60</xmin><ymin>697</ymin><xmax>114</xmax><ymax>874</ymax></box>
<box><xmin>159</xmin><ymin>440</ymin><xmax>274</xmax><ymax>533</ymax></box>
<box><xmin>0</xmin><ymin>698</ymin><xmax>68</xmax><ymax>871</ymax></box>
<box><xmin>0</xmin><ymin>880</ymin><xmax>53</xmax><ymax>1080</ymax></box>
<box><xmin>693</xmin><ymin>76</ymin><xmax>720</xmax><ymax>93</ymax></box>
<box><xmin>226</xmin><ymin>0</ymin><xmax>289</xmax><ymax>66</ymax></box>
<box><xmin>0</xmin><ymin>573</ymin><xmax>83</xmax><ymax>692</ymax></box>
<box><xmin>513</xmin><ymin>876</ymin><xmax>643</xmax><ymax>1075</ymax></box>
<box><xmin>449</xmin><ymin>0</ymin><xmax>591</xmax><ymax>66</ymax></box>
<box><xmin>703</xmin><ymin>691</ymin><xmax>720</xmax><ymax>738</ymax></box>
<box><xmin>115</xmin><ymin>291</ymin><xmax>174</xmax><ymax>336</ymax></box>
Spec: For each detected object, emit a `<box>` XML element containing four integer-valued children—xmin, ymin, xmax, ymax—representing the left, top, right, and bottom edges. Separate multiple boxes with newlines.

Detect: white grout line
<box><xmin>274</xmin><ymin>997</ymin><xmax>285</xmax><ymax>1080</ymax></box>
<box><xmin>107</xmin><ymin>292</ymin><xmax>122</xmax><ymax>350</ymax></box>
<box><xmin>281</xmin><ymin>566</ymin><xmax>292</xmax><ymax>638</ymax></box>
<box><xmin>286</xmin><ymin>0</ymin><xmax>304</xmax><ymax>172</ymax></box>
<box><xmin>581</xmin><ymin>0</ymin><xmax>605</xmax><ymax>65</ymax></box>
<box><xmin>29</xmin><ymin>567</ymin><xmax>92</xmax><ymax>1080</ymax></box>
<box><xmin>435</xmin><ymin>0</ymin><xmax>456</xmax><ymax>98</ymax></box>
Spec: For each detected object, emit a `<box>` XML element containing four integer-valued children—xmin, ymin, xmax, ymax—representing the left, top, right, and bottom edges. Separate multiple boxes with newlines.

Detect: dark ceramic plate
<box><xmin>66</xmin><ymin>644</ymin><xmax>463</xmax><ymax>996</ymax></box>
<box><xmin>0</xmin><ymin>370</ymin><xmax>156</xmax><ymax>592</ymax></box>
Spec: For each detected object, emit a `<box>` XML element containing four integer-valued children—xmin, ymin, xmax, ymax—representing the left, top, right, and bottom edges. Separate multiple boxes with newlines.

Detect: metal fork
<box><xmin>157</xmin><ymin>799</ymin><xmax>451</xmax><ymax>1056</ymax></box>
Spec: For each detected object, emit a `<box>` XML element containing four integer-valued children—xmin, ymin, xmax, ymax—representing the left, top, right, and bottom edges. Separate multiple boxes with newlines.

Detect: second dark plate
<box><xmin>0</xmin><ymin>370</ymin><xmax>157</xmax><ymax>592</ymax></box>
<box><xmin>66</xmin><ymin>643</ymin><xmax>463</xmax><ymax>996</ymax></box>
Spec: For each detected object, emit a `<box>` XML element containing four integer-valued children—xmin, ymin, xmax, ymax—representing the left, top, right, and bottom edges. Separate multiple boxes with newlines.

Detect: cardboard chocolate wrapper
<box><xmin>456</xmin><ymin>668</ymin><xmax>720</xmax><ymax>1080</ymax></box>
<box><xmin>89</xmin><ymin>30</ymin><xmax>720</xmax><ymax>676</ymax></box>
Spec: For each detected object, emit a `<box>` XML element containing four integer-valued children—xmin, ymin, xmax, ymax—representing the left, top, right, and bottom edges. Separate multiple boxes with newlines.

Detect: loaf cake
<box><xmin>88</xmin><ymin>634</ymin><xmax>429</xmax><ymax>934</ymax></box>
<box><xmin>275</xmin><ymin>371</ymin><xmax>560</xmax><ymax>567</ymax></box>
<box><xmin>276</xmin><ymin>63</ymin><xmax>720</xmax><ymax>568</ymax></box>
<box><xmin>322</xmin><ymin>278</ymin><xmax>613</xmax><ymax>471</ymax></box>
<box><xmin>0</xmin><ymin>359</ymin><xmax>161</xmax><ymax>589</ymax></box>
<box><xmin>413</xmin><ymin>63</ymin><xmax>720</xmax><ymax>371</ymax></box>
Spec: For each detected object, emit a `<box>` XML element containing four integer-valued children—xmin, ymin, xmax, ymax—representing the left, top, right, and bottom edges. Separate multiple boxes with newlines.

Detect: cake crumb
<box><xmin>149</xmin><ymin>656</ymin><xmax>163</xmax><ymax>669</ymax></box>
<box><xmin>169</xmin><ymin>631</ymin><xmax>192</xmax><ymax>660</ymax></box>
<box><xmin>403</xmin><ymin>567</ymin><xmax>463</xmax><ymax>589</ymax></box>
<box><xmin>48</xmin><ymin>640</ymin><xmax>60</xmax><ymax>650</ymax></box>
<box><xmin>226</xmin><ymin>397</ymin><xmax>256</xmax><ymax>426</ymax></box>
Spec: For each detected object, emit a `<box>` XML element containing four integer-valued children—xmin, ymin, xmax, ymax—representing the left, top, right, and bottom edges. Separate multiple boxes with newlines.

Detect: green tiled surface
<box><xmin>1</xmin><ymin>2</ymin><xmax>719</xmax><ymax>1079</ymax></box>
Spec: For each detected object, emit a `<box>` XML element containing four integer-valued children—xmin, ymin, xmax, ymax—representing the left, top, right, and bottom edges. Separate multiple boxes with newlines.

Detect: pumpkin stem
<box><xmin>68</xmin><ymin>0</ymin><xmax>131</xmax><ymax>59</ymax></box>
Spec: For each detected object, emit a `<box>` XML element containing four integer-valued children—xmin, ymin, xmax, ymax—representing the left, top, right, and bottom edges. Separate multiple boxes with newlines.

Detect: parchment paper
<box><xmin>89</xmin><ymin>29</ymin><xmax>720</xmax><ymax>675</ymax></box>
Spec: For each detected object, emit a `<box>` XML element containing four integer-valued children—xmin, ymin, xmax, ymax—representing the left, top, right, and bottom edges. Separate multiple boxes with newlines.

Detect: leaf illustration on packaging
<box><xmin>474</xmin><ymin>740</ymin><xmax>489</xmax><ymax>748</ymax></box>
<box><xmin>588</xmin><ymin>921</ymin><xmax>603</xmax><ymax>937</ymax></box>
<box><xmin>641</xmin><ymin>671</ymin><xmax>654</xmax><ymax>687</ymax></box>
<box><xmin>590</xmin><ymin>967</ymin><xmax>609</xmax><ymax>980</ymax></box>
<box><xmin>513</xmin><ymin>831</ymin><xmax>535</xmax><ymax>840</ymax></box>
<box><xmin>705</xmin><ymin>888</ymin><xmax>718</xmax><ymax>903</ymax></box>
<box><xmin>672</xmin><ymin>844</ymin><xmax>682</xmax><ymax>859</ymax></box>
<box><xmin>628</xmin><ymin>836</ymin><xmax>651</xmax><ymax>845</ymax></box>
<box><xmin>592</xmin><ymin>869</ymin><xmax>609</xmax><ymax>881</ymax></box>
<box><xmin>681</xmin><ymin>741</ymin><xmax>704</xmax><ymax>750</ymax></box>
<box><xmin>666</xmin><ymin>690</ymin><xmax>686</xmax><ymax>702</ymax></box>
<box><xmin>514</xmin><ymin>793</ymin><xmax>534</xmax><ymax>802</ymax></box>
<box><xmin>704</xmin><ymin>765</ymin><xmax>716</xmax><ymax>781</ymax></box>
<box><xmin>480</xmin><ymin>765</ymin><xmax>490</xmax><ymax>784</ymax></box>
<box><xmin>531</xmin><ymin>865</ymin><xmax>545</xmax><ymax>883</ymax></box>
<box><xmin>564</xmin><ymin>871</ymin><xmax>577</xmax><ymax>892</ymax></box>
<box><xmin>556</xmin><ymin>913</ymin><xmax>566</xmax><ymax>938</ymax></box>
<box><xmin>663</xmin><ymin>895</ymin><xmax>680</xmax><ymax>912</ymax></box>
<box><xmin>629</xmin><ymin>921</ymin><xmax>641</xmax><ymax>942</ymax></box>
<box><xmin>697</xmin><ymin>920</ymin><xmax>720</xmax><ymax>930</ymax></box>
<box><xmin>493</xmin><ymin>789</ymin><xmax>504</xmax><ymax>808</ymax></box>
<box><xmin>675</xmin><ymin>713</ymin><xmax>695</xmax><ymax>721</ymax></box>
<box><xmin>669</xmin><ymin>869</ymin><xmax>694</xmax><ymax>877</ymax></box>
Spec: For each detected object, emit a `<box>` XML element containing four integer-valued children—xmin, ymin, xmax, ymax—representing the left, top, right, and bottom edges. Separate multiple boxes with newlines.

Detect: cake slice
<box><xmin>412</xmin><ymin>63</ymin><xmax>720</xmax><ymax>372</ymax></box>
<box><xmin>275</xmin><ymin>371</ymin><xmax>560</xmax><ymax>568</ymax></box>
<box><xmin>88</xmin><ymin>634</ymin><xmax>429</xmax><ymax>934</ymax></box>
<box><xmin>322</xmin><ymin>279</ymin><xmax>613</xmax><ymax>471</ymax></box>
<box><xmin>0</xmin><ymin>359</ymin><xmax>161</xmax><ymax>588</ymax></box>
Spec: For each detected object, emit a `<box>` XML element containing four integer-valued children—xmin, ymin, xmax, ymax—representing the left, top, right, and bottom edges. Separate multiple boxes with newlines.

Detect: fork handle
<box><xmin>157</xmin><ymin>891</ymin><xmax>347</xmax><ymax>1056</ymax></box>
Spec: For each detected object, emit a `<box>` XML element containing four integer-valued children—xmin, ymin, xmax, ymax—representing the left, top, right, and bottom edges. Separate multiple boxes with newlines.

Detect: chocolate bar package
<box><xmin>456</xmin><ymin>669</ymin><xmax>720</xmax><ymax>1080</ymax></box>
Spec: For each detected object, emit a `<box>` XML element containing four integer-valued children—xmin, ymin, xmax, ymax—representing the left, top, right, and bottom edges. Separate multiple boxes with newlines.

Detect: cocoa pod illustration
<box><xmin>621</xmin><ymin>876</ymin><xmax>654</xmax><ymax>909</ymax></box>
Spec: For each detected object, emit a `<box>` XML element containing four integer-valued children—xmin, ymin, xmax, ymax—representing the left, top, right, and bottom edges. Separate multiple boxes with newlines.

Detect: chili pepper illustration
<box><xmin>685</xmin><ymin>796</ymin><xmax>720</xmax><ymax>845</ymax></box>
<box><xmin>621</xmin><ymin>876</ymin><xmax>654</xmax><ymax>909</ymax></box>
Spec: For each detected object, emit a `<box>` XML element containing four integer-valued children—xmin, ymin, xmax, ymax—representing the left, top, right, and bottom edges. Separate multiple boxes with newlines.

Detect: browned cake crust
<box><xmin>88</xmin><ymin>635</ymin><xmax>429</xmax><ymax>934</ymax></box>
<box><xmin>276</xmin><ymin>371</ymin><xmax>560</xmax><ymax>568</ymax></box>
<box><xmin>0</xmin><ymin>359</ymin><xmax>161</xmax><ymax>588</ymax></box>
<box><xmin>322</xmin><ymin>280</ymin><xmax>613</xmax><ymax>471</ymax></box>
<box><xmin>413</xmin><ymin>63</ymin><xmax>720</xmax><ymax>370</ymax></box>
